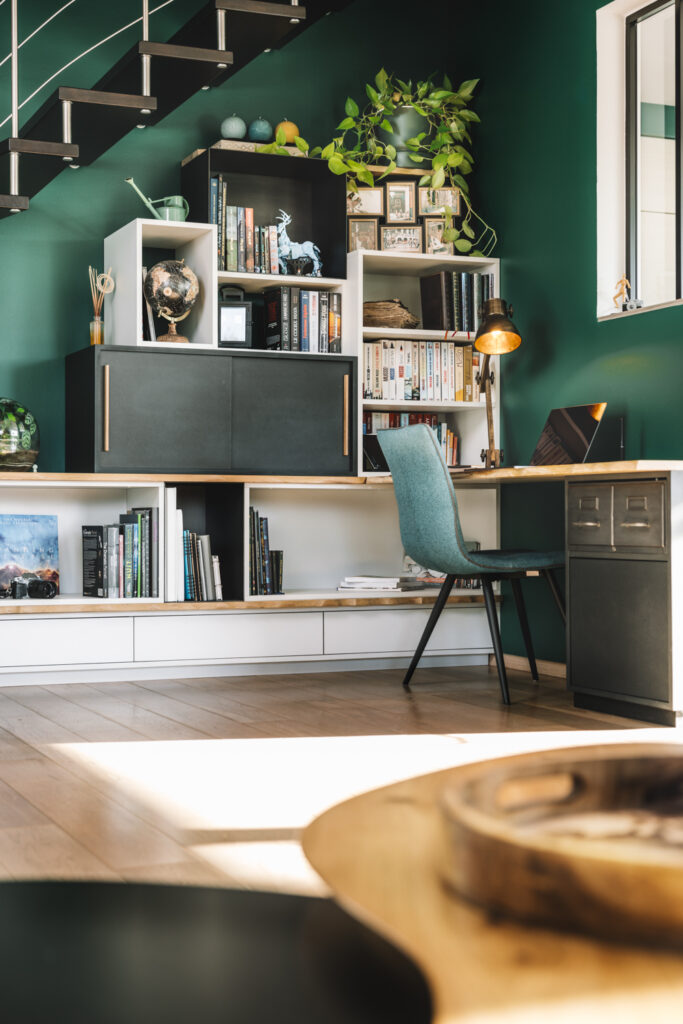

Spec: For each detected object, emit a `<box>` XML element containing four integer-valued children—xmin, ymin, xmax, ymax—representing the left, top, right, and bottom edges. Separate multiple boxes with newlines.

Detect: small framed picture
<box><xmin>380</xmin><ymin>224</ymin><xmax>423</xmax><ymax>253</ymax></box>
<box><xmin>347</xmin><ymin>187</ymin><xmax>384</xmax><ymax>216</ymax></box>
<box><xmin>423</xmin><ymin>217</ymin><xmax>454</xmax><ymax>255</ymax></box>
<box><xmin>418</xmin><ymin>186</ymin><xmax>461</xmax><ymax>216</ymax></box>
<box><xmin>385</xmin><ymin>180</ymin><xmax>416</xmax><ymax>223</ymax></box>
<box><xmin>348</xmin><ymin>217</ymin><xmax>379</xmax><ymax>252</ymax></box>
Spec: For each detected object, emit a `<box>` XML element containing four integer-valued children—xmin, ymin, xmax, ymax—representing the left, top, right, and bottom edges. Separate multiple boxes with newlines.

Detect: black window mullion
<box><xmin>625</xmin><ymin>14</ymin><xmax>639</xmax><ymax>298</ymax></box>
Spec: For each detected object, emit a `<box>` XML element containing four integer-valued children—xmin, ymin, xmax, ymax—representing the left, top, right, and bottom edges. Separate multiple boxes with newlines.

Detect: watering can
<box><xmin>125</xmin><ymin>177</ymin><xmax>189</xmax><ymax>222</ymax></box>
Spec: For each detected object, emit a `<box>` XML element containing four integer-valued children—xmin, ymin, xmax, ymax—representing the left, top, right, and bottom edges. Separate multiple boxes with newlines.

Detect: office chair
<box><xmin>377</xmin><ymin>425</ymin><xmax>565</xmax><ymax>704</ymax></box>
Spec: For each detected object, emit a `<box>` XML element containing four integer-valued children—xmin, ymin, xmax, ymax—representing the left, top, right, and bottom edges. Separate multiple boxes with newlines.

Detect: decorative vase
<box><xmin>377</xmin><ymin>104</ymin><xmax>431</xmax><ymax>168</ymax></box>
<box><xmin>247</xmin><ymin>116</ymin><xmax>273</xmax><ymax>142</ymax></box>
<box><xmin>0</xmin><ymin>398</ymin><xmax>39</xmax><ymax>470</ymax></box>
<box><xmin>220</xmin><ymin>114</ymin><xmax>247</xmax><ymax>140</ymax></box>
<box><xmin>90</xmin><ymin>316</ymin><xmax>103</xmax><ymax>346</ymax></box>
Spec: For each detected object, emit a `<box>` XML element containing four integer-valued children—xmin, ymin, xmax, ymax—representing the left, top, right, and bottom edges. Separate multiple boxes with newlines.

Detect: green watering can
<box><xmin>125</xmin><ymin>177</ymin><xmax>190</xmax><ymax>221</ymax></box>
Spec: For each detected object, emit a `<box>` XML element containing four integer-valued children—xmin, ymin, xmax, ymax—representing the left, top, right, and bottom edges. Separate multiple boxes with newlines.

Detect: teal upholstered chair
<box><xmin>377</xmin><ymin>424</ymin><xmax>565</xmax><ymax>704</ymax></box>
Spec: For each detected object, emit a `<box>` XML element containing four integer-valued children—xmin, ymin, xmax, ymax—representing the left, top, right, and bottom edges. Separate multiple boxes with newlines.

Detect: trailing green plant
<box><xmin>257</xmin><ymin>68</ymin><xmax>496</xmax><ymax>256</ymax></box>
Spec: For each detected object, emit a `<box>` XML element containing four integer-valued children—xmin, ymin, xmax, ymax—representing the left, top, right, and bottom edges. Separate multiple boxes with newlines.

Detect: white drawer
<box><xmin>135</xmin><ymin>611</ymin><xmax>323</xmax><ymax>662</ymax></box>
<box><xmin>323</xmin><ymin>607</ymin><xmax>492</xmax><ymax>656</ymax></box>
<box><xmin>0</xmin><ymin>617</ymin><xmax>133</xmax><ymax>668</ymax></box>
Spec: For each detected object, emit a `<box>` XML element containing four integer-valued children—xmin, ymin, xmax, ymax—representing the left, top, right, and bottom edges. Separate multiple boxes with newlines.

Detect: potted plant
<box><xmin>258</xmin><ymin>69</ymin><xmax>496</xmax><ymax>256</ymax></box>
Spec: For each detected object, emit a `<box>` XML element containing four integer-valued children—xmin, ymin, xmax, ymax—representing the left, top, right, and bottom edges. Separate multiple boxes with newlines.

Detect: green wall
<box><xmin>467</xmin><ymin>0</ymin><xmax>683</xmax><ymax>661</ymax></box>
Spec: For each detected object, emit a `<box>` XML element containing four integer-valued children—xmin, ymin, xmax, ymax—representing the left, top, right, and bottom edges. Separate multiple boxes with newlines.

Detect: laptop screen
<box><xmin>530</xmin><ymin>404</ymin><xmax>607</xmax><ymax>466</ymax></box>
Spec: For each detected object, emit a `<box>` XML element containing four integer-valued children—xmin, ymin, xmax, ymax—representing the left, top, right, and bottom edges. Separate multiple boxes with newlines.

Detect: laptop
<box><xmin>529</xmin><ymin>403</ymin><xmax>607</xmax><ymax>466</ymax></box>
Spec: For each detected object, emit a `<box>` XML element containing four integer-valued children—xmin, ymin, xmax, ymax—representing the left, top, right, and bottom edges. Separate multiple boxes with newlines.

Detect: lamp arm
<box><xmin>478</xmin><ymin>352</ymin><xmax>502</xmax><ymax>469</ymax></box>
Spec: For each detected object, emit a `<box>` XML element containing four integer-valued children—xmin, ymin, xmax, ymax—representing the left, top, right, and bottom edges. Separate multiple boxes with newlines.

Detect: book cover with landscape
<box><xmin>0</xmin><ymin>514</ymin><xmax>59</xmax><ymax>594</ymax></box>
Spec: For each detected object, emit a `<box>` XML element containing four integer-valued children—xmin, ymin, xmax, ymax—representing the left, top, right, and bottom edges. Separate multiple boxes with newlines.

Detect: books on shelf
<box><xmin>337</xmin><ymin>575</ymin><xmax>425</xmax><ymax>592</ymax></box>
<box><xmin>363</xmin><ymin>340</ymin><xmax>481</xmax><ymax>404</ymax></box>
<box><xmin>210</xmin><ymin>174</ymin><xmax>280</xmax><ymax>274</ymax></box>
<box><xmin>249</xmin><ymin>506</ymin><xmax>284</xmax><ymax>596</ymax></box>
<box><xmin>419</xmin><ymin>270</ymin><xmax>495</xmax><ymax>333</ymax></box>
<box><xmin>163</xmin><ymin>488</ymin><xmax>223</xmax><ymax>602</ymax></box>
<box><xmin>363</xmin><ymin>411</ymin><xmax>458</xmax><ymax>468</ymax></box>
<box><xmin>82</xmin><ymin>507</ymin><xmax>159</xmax><ymax>599</ymax></box>
<box><xmin>263</xmin><ymin>286</ymin><xmax>342</xmax><ymax>353</ymax></box>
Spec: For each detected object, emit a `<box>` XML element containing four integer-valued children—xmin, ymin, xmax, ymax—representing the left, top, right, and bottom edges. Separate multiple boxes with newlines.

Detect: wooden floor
<box><xmin>0</xmin><ymin>665</ymin><xmax>665</xmax><ymax>893</ymax></box>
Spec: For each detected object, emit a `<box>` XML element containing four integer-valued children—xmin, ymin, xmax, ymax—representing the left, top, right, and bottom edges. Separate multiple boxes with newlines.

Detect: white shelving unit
<box><xmin>343</xmin><ymin>248</ymin><xmax>501</xmax><ymax>472</ymax></box>
<box><xmin>104</xmin><ymin>219</ymin><xmax>218</xmax><ymax>349</ymax></box>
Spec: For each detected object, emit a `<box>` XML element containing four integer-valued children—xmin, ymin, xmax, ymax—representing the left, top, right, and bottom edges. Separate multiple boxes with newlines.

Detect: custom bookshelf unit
<box><xmin>342</xmin><ymin>248</ymin><xmax>500</xmax><ymax>473</ymax></box>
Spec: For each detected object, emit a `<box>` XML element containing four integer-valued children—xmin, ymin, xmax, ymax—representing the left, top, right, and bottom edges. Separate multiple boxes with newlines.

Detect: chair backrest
<box><xmin>377</xmin><ymin>425</ymin><xmax>475</xmax><ymax>576</ymax></box>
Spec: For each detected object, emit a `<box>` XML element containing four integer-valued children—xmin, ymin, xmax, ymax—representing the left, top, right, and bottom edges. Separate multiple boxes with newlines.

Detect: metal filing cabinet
<box><xmin>567</xmin><ymin>474</ymin><xmax>681</xmax><ymax>724</ymax></box>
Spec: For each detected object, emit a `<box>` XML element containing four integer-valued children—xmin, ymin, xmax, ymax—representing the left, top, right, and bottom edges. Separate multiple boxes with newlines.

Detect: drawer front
<box><xmin>0</xmin><ymin>617</ymin><xmax>133</xmax><ymax>668</ymax></box>
<box><xmin>323</xmin><ymin>607</ymin><xmax>492</xmax><ymax>656</ymax></box>
<box><xmin>567</xmin><ymin>484</ymin><xmax>613</xmax><ymax>548</ymax></box>
<box><xmin>135</xmin><ymin>612</ymin><xmax>323</xmax><ymax>662</ymax></box>
<box><xmin>612</xmin><ymin>481</ymin><xmax>665</xmax><ymax>550</ymax></box>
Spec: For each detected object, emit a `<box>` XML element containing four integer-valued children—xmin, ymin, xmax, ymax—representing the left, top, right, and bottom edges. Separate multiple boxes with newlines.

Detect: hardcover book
<box><xmin>0</xmin><ymin>514</ymin><xmax>59</xmax><ymax>596</ymax></box>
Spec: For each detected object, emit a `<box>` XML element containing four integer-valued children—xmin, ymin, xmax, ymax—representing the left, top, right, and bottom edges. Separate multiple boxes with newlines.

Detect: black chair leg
<box><xmin>510</xmin><ymin>578</ymin><xmax>538</xmax><ymax>681</ymax></box>
<box><xmin>401</xmin><ymin>574</ymin><xmax>456</xmax><ymax>691</ymax></box>
<box><xmin>542</xmin><ymin>568</ymin><xmax>566</xmax><ymax>625</ymax></box>
<box><xmin>481</xmin><ymin>577</ymin><xmax>511</xmax><ymax>705</ymax></box>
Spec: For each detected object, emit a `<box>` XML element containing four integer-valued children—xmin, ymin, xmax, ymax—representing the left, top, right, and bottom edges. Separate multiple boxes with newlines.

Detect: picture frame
<box><xmin>385</xmin><ymin>180</ymin><xmax>417</xmax><ymax>223</ymax></box>
<box><xmin>348</xmin><ymin>217</ymin><xmax>379</xmax><ymax>253</ymax></box>
<box><xmin>418</xmin><ymin>186</ymin><xmax>461</xmax><ymax>217</ymax></box>
<box><xmin>423</xmin><ymin>217</ymin><xmax>454</xmax><ymax>255</ymax></box>
<box><xmin>346</xmin><ymin>187</ymin><xmax>384</xmax><ymax>217</ymax></box>
<box><xmin>380</xmin><ymin>224</ymin><xmax>423</xmax><ymax>253</ymax></box>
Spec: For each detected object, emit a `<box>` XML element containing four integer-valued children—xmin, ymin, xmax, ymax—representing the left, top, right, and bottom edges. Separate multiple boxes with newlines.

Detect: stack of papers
<box><xmin>338</xmin><ymin>575</ymin><xmax>425</xmax><ymax>592</ymax></box>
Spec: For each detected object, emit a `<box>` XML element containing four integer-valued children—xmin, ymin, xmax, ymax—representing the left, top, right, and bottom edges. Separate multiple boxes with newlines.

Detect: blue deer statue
<box><xmin>276</xmin><ymin>209</ymin><xmax>322</xmax><ymax>277</ymax></box>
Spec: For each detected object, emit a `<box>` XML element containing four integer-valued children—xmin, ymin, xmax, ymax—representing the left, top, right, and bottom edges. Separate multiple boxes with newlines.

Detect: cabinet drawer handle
<box><xmin>103</xmin><ymin>363</ymin><xmax>110</xmax><ymax>453</ymax></box>
<box><xmin>571</xmin><ymin>520</ymin><xmax>601</xmax><ymax>528</ymax></box>
<box><xmin>619</xmin><ymin>521</ymin><xmax>650</xmax><ymax>529</ymax></box>
<box><xmin>342</xmin><ymin>373</ymin><xmax>349</xmax><ymax>457</ymax></box>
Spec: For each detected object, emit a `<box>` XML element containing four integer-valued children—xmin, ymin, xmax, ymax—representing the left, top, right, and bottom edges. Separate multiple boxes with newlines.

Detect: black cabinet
<box><xmin>66</xmin><ymin>346</ymin><xmax>356</xmax><ymax>476</ymax></box>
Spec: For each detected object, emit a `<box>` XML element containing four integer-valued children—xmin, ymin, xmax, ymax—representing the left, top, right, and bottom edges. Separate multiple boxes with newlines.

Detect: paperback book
<box><xmin>0</xmin><ymin>514</ymin><xmax>60</xmax><ymax>596</ymax></box>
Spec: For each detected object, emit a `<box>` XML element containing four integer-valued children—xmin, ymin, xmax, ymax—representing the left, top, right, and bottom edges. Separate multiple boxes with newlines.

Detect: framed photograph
<box><xmin>423</xmin><ymin>217</ymin><xmax>454</xmax><ymax>255</ymax></box>
<box><xmin>380</xmin><ymin>224</ymin><xmax>423</xmax><ymax>253</ymax></box>
<box><xmin>346</xmin><ymin>187</ymin><xmax>384</xmax><ymax>216</ymax></box>
<box><xmin>418</xmin><ymin>186</ymin><xmax>461</xmax><ymax>216</ymax></box>
<box><xmin>385</xmin><ymin>181</ymin><xmax>416</xmax><ymax>223</ymax></box>
<box><xmin>348</xmin><ymin>217</ymin><xmax>379</xmax><ymax>253</ymax></box>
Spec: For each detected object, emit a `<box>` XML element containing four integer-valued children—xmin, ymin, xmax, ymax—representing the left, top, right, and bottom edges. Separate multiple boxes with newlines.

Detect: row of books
<box><xmin>249</xmin><ymin>507</ymin><xmax>283</xmax><ymax>596</ymax></box>
<box><xmin>363</xmin><ymin>413</ymin><xmax>458</xmax><ymax>467</ymax></box>
<box><xmin>420</xmin><ymin>270</ymin><xmax>496</xmax><ymax>333</ymax></box>
<box><xmin>82</xmin><ymin>508</ymin><xmax>158</xmax><ymax>599</ymax></box>
<box><xmin>363</xmin><ymin>340</ymin><xmax>482</xmax><ymax>403</ymax></box>
<box><xmin>210</xmin><ymin>176</ymin><xmax>280</xmax><ymax>274</ymax></box>
<box><xmin>164</xmin><ymin>488</ymin><xmax>223</xmax><ymax>602</ymax></box>
<box><xmin>183</xmin><ymin>530</ymin><xmax>223</xmax><ymax>601</ymax></box>
<box><xmin>264</xmin><ymin>286</ymin><xmax>342</xmax><ymax>352</ymax></box>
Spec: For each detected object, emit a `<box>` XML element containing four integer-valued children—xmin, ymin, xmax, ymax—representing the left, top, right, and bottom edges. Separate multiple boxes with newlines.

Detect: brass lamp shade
<box><xmin>474</xmin><ymin>298</ymin><xmax>521</xmax><ymax>355</ymax></box>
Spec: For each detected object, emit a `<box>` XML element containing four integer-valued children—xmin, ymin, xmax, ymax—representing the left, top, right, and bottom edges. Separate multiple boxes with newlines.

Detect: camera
<box><xmin>6</xmin><ymin>573</ymin><xmax>57</xmax><ymax>599</ymax></box>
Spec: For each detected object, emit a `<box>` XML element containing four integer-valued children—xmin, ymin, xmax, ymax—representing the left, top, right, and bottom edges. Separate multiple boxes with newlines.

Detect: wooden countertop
<box><xmin>451</xmin><ymin>460</ymin><xmax>683</xmax><ymax>483</ymax></box>
<box><xmin>303</xmin><ymin>758</ymin><xmax>683</xmax><ymax>1023</ymax></box>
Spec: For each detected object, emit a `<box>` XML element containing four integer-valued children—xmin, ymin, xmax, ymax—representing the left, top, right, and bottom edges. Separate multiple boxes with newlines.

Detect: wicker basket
<box><xmin>363</xmin><ymin>299</ymin><xmax>419</xmax><ymax>330</ymax></box>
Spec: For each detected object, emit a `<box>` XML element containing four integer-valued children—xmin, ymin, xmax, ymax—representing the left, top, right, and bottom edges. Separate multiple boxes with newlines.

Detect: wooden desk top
<box><xmin>303</xmin><ymin>761</ymin><xmax>683</xmax><ymax>1023</ymax></box>
<box><xmin>452</xmin><ymin>460</ymin><xmax>683</xmax><ymax>484</ymax></box>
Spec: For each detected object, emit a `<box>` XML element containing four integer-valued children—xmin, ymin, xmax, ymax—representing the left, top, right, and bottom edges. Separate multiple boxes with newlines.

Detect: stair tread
<box><xmin>0</xmin><ymin>195</ymin><xmax>29</xmax><ymax>217</ymax></box>
<box><xmin>1</xmin><ymin>138</ymin><xmax>78</xmax><ymax>159</ymax></box>
<box><xmin>140</xmin><ymin>40</ymin><xmax>234</xmax><ymax>64</ymax></box>
<box><xmin>216</xmin><ymin>0</ymin><xmax>307</xmax><ymax>17</ymax></box>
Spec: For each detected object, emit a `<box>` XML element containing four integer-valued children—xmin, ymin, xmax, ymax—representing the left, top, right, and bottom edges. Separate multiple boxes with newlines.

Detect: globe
<box><xmin>143</xmin><ymin>259</ymin><xmax>199</xmax><ymax>343</ymax></box>
<box><xmin>0</xmin><ymin>398</ymin><xmax>39</xmax><ymax>470</ymax></box>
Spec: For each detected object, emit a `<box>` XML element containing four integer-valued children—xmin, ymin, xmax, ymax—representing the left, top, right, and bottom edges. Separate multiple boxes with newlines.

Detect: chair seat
<box><xmin>466</xmin><ymin>549</ymin><xmax>565</xmax><ymax>574</ymax></box>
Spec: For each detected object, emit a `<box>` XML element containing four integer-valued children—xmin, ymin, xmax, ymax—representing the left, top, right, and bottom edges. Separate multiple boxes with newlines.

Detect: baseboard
<box><xmin>492</xmin><ymin>653</ymin><xmax>567</xmax><ymax>679</ymax></box>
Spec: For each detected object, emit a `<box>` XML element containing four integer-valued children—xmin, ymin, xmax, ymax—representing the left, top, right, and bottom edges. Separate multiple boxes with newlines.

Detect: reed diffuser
<box><xmin>88</xmin><ymin>266</ymin><xmax>114</xmax><ymax>345</ymax></box>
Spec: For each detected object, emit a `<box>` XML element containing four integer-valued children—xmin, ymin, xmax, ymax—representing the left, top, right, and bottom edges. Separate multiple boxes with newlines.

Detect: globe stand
<box><xmin>156</xmin><ymin>308</ymin><xmax>191</xmax><ymax>344</ymax></box>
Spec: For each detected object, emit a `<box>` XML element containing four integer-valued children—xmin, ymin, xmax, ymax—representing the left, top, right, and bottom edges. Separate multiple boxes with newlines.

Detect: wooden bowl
<box><xmin>439</xmin><ymin>743</ymin><xmax>683</xmax><ymax>947</ymax></box>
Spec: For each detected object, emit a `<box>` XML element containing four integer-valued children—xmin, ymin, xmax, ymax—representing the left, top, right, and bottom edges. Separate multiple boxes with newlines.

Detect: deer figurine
<box><xmin>276</xmin><ymin>209</ymin><xmax>322</xmax><ymax>277</ymax></box>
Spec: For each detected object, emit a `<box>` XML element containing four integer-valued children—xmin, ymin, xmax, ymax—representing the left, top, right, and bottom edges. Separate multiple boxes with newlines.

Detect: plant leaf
<box><xmin>366</xmin><ymin>83</ymin><xmax>379</xmax><ymax>104</ymax></box>
<box><xmin>457</xmin><ymin>78</ymin><xmax>479</xmax><ymax>97</ymax></box>
<box><xmin>377</xmin><ymin>160</ymin><xmax>397</xmax><ymax>179</ymax></box>
<box><xmin>380</xmin><ymin>118</ymin><xmax>394</xmax><ymax>133</ymax></box>
<box><xmin>432</xmin><ymin>153</ymin><xmax>448</xmax><ymax>170</ymax></box>
<box><xmin>294</xmin><ymin>136</ymin><xmax>308</xmax><ymax>153</ymax></box>
<box><xmin>337</xmin><ymin>117</ymin><xmax>356</xmax><ymax>130</ymax></box>
<box><xmin>447</xmin><ymin>152</ymin><xmax>463</xmax><ymax>166</ymax></box>
<box><xmin>275</xmin><ymin>125</ymin><xmax>287</xmax><ymax>146</ymax></box>
<box><xmin>455</xmin><ymin>238</ymin><xmax>473</xmax><ymax>252</ymax></box>
<box><xmin>462</xmin><ymin>223</ymin><xmax>475</xmax><ymax>239</ymax></box>
<box><xmin>320</xmin><ymin>142</ymin><xmax>335</xmax><ymax>160</ymax></box>
<box><xmin>408</xmin><ymin>153</ymin><xmax>426</xmax><ymax>163</ymax></box>
<box><xmin>357</xmin><ymin>166</ymin><xmax>375</xmax><ymax>187</ymax></box>
<box><xmin>432</xmin><ymin>166</ymin><xmax>446</xmax><ymax>188</ymax></box>
<box><xmin>418</xmin><ymin>173</ymin><xmax>431</xmax><ymax>187</ymax></box>
<box><xmin>442</xmin><ymin>228</ymin><xmax>457</xmax><ymax>242</ymax></box>
<box><xmin>385</xmin><ymin>144</ymin><xmax>397</xmax><ymax>160</ymax></box>
<box><xmin>328</xmin><ymin>155</ymin><xmax>350</xmax><ymax>175</ymax></box>
<box><xmin>443</xmin><ymin>74</ymin><xmax>453</xmax><ymax>90</ymax></box>
<box><xmin>345</xmin><ymin>96</ymin><xmax>359</xmax><ymax>117</ymax></box>
<box><xmin>375</xmin><ymin>67</ymin><xmax>388</xmax><ymax>91</ymax></box>
<box><xmin>460</xmin><ymin>110</ymin><xmax>481</xmax><ymax>123</ymax></box>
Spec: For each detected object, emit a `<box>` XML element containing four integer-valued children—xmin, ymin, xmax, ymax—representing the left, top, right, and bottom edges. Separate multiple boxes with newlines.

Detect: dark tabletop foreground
<box><xmin>0</xmin><ymin>881</ymin><xmax>431</xmax><ymax>1024</ymax></box>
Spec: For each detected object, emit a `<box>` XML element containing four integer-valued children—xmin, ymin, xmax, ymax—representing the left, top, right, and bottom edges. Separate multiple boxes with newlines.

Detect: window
<box><xmin>596</xmin><ymin>0</ymin><xmax>681</xmax><ymax>317</ymax></box>
<box><xmin>626</xmin><ymin>0</ymin><xmax>677</xmax><ymax>306</ymax></box>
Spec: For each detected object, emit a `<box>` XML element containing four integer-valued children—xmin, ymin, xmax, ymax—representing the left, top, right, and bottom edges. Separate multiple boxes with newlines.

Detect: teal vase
<box><xmin>247</xmin><ymin>117</ymin><xmax>273</xmax><ymax>142</ymax></box>
<box><xmin>377</xmin><ymin>105</ymin><xmax>431</xmax><ymax>168</ymax></box>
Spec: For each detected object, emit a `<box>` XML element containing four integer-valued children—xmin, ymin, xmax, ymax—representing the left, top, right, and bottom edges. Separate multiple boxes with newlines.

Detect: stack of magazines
<box><xmin>337</xmin><ymin>575</ymin><xmax>425</xmax><ymax>593</ymax></box>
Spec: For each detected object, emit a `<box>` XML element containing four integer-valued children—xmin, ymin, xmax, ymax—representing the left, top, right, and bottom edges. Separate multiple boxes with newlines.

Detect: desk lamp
<box><xmin>474</xmin><ymin>298</ymin><xmax>521</xmax><ymax>469</ymax></box>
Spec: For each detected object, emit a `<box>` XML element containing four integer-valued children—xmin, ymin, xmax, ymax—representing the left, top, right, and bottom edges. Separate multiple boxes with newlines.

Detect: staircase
<box><xmin>0</xmin><ymin>0</ymin><xmax>350</xmax><ymax>220</ymax></box>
